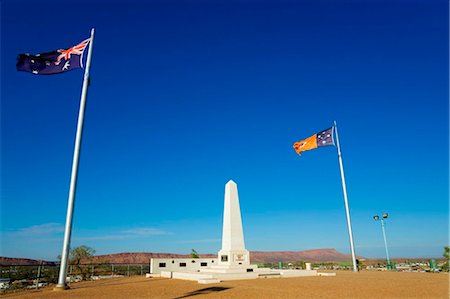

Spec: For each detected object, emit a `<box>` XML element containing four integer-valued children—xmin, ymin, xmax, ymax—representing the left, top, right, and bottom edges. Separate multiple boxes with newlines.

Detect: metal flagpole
<box><xmin>55</xmin><ymin>28</ymin><xmax>95</xmax><ymax>290</ymax></box>
<box><xmin>333</xmin><ymin>120</ymin><xmax>358</xmax><ymax>272</ymax></box>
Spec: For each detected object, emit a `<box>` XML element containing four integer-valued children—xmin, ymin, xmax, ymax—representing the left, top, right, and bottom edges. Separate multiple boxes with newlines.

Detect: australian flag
<box><xmin>16</xmin><ymin>38</ymin><xmax>90</xmax><ymax>75</ymax></box>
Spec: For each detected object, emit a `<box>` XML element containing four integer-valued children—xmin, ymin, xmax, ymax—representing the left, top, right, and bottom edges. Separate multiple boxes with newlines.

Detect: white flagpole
<box><xmin>333</xmin><ymin>120</ymin><xmax>358</xmax><ymax>272</ymax></box>
<box><xmin>55</xmin><ymin>28</ymin><xmax>95</xmax><ymax>290</ymax></box>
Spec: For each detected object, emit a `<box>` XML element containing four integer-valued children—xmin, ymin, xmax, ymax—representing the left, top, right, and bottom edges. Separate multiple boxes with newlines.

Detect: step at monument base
<box><xmin>161</xmin><ymin>269</ymin><xmax>318</xmax><ymax>283</ymax></box>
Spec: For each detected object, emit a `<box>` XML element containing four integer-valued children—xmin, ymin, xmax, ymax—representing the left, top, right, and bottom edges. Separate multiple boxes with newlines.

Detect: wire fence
<box><xmin>0</xmin><ymin>263</ymin><xmax>151</xmax><ymax>290</ymax></box>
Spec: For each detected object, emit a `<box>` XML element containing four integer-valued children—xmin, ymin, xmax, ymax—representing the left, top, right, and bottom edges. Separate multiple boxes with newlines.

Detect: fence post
<box><xmin>111</xmin><ymin>264</ymin><xmax>114</xmax><ymax>277</ymax></box>
<box><xmin>140</xmin><ymin>264</ymin><xmax>143</xmax><ymax>276</ymax></box>
<box><xmin>36</xmin><ymin>262</ymin><xmax>42</xmax><ymax>289</ymax></box>
<box><xmin>127</xmin><ymin>264</ymin><xmax>130</xmax><ymax>277</ymax></box>
<box><xmin>91</xmin><ymin>265</ymin><xmax>94</xmax><ymax>277</ymax></box>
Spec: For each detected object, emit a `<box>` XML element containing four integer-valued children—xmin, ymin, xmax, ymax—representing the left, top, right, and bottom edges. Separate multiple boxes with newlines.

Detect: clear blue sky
<box><xmin>1</xmin><ymin>0</ymin><xmax>448</xmax><ymax>261</ymax></box>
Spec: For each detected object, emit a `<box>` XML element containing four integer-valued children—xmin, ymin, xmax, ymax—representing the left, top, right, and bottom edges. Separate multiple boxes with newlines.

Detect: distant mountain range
<box><xmin>0</xmin><ymin>248</ymin><xmax>356</xmax><ymax>265</ymax></box>
<box><xmin>251</xmin><ymin>248</ymin><xmax>355</xmax><ymax>263</ymax></box>
<box><xmin>0</xmin><ymin>257</ymin><xmax>57</xmax><ymax>266</ymax></box>
<box><xmin>85</xmin><ymin>248</ymin><xmax>356</xmax><ymax>264</ymax></box>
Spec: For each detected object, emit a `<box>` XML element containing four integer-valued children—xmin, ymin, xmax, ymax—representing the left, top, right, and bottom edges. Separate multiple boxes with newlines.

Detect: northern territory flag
<box><xmin>293</xmin><ymin>127</ymin><xmax>335</xmax><ymax>155</ymax></box>
<box><xmin>16</xmin><ymin>38</ymin><xmax>90</xmax><ymax>75</ymax></box>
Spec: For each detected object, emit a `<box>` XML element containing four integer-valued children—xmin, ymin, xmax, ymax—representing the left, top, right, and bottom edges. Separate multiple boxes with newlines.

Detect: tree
<box><xmin>70</xmin><ymin>245</ymin><xmax>96</xmax><ymax>264</ymax></box>
<box><xmin>442</xmin><ymin>246</ymin><xmax>449</xmax><ymax>272</ymax></box>
<box><xmin>190</xmin><ymin>249</ymin><xmax>199</xmax><ymax>258</ymax></box>
<box><xmin>69</xmin><ymin>245</ymin><xmax>96</xmax><ymax>280</ymax></box>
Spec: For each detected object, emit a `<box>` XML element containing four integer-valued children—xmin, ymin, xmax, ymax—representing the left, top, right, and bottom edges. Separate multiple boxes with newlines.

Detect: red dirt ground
<box><xmin>2</xmin><ymin>270</ymin><xmax>448</xmax><ymax>299</ymax></box>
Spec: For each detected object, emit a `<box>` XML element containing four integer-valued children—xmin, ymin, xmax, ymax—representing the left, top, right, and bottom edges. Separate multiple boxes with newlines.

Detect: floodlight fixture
<box><xmin>373</xmin><ymin>215</ymin><xmax>379</xmax><ymax>220</ymax></box>
<box><xmin>383</xmin><ymin>213</ymin><xmax>388</xmax><ymax>219</ymax></box>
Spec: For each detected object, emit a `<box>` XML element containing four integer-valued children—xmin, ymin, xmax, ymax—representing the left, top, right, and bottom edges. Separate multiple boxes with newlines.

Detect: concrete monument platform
<box><xmin>153</xmin><ymin>180</ymin><xmax>320</xmax><ymax>283</ymax></box>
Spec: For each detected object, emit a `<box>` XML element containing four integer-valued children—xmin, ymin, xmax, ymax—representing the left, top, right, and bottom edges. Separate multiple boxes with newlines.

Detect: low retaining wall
<box><xmin>151</xmin><ymin>258</ymin><xmax>219</xmax><ymax>274</ymax></box>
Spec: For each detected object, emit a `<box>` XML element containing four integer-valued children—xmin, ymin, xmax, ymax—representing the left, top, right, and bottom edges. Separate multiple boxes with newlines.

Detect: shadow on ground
<box><xmin>173</xmin><ymin>286</ymin><xmax>231</xmax><ymax>299</ymax></box>
<box><xmin>70</xmin><ymin>278</ymin><xmax>164</xmax><ymax>290</ymax></box>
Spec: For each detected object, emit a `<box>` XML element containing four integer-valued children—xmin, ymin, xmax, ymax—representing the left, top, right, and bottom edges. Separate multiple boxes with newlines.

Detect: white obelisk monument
<box><xmin>217</xmin><ymin>180</ymin><xmax>251</xmax><ymax>268</ymax></box>
<box><xmin>157</xmin><ymin>179</ymin><xmax>319</xmax><ymax>282</ymax></box>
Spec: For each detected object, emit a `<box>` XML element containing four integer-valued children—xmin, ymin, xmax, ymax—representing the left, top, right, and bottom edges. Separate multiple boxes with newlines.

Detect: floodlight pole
<box><xmin>55</xmin><ymin>28</ymin><xmax>95</xmax><ymax>290</ymax></box>
<box><xmin>374</xmin><ymin>214</ymin><xmax>391</xmax><ymax>268</ymax></box>
<box><xmin>334</xmin><ymin>121</ymin><xmax>358</xmax><ymax>272</ymax></box>
<box><xmin>380</xmin><ymin>218</ymin><xmax>391</xmax><ymax>266</ymax></box>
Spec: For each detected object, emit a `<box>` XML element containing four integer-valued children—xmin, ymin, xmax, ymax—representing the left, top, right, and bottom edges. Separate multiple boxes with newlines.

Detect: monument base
<box><xmin>200</xmin><ymin>264</ymin><xmax>258</xmax><ymax>274</ymax></box>
<box><xmin>160</xmin><ymin>267</ymin><xmax>319</xmax><ymax>283</ymax></box>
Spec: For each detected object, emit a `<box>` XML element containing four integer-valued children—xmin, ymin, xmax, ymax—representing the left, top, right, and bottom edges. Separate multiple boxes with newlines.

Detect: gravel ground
<box><xmin>2</xmin><ymin>270</ymin><xmax>448</xmax><ymax>299</ymax></box>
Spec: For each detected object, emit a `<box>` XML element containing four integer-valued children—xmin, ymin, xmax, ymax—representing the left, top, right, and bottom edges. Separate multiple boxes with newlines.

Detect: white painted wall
<box><xmin>150</xmin><ymin>258</ymin><xmax>219</xmax><ymax>274</ymax></box>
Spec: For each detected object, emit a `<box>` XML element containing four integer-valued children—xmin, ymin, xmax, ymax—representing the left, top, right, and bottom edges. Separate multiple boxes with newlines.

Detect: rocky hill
<box><xmin>1</xmin><ymin>248</ymin><xmax>355</xmax><ymax>265</ymax></box>
<box><xmin>87</xmin><ymin>252</ymin><xmax>216</xmax><ymax>264</ymax></box>
<box><xmin>251</xmin><ymin>248</ymin><xmax>354</xmax><ymax>263</ymax></box>
<box><xmin>0</xmin><ymin>257</ymin><xmax>56</xmax><ymax>266</ymax></box>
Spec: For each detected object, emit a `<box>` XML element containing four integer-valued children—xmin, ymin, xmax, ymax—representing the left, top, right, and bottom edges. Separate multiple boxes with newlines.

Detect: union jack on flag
<box><xmin>16</xmin><ymin>38</ymin><xmax>90</xmax><ymax>75</ymax></box>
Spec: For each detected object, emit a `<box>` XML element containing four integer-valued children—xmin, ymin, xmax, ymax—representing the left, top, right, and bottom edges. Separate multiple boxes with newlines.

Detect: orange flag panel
<box><xmin>293</xmin><ymin>134</ymin><xmax>318</xmax><ymax>155</ymax></box>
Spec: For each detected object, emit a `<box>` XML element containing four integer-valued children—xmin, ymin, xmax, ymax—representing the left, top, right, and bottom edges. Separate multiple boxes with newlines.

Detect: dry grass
<box><xmin>2</xmin><ymin>270</ymin><xmax>449</xmax><ymax>299</ymax></box>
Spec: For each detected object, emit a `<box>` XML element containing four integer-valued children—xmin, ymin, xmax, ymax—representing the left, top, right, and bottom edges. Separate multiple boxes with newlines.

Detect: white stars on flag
<box><xmin>317</xmin><ymin>127</ymin><xmax>334</xmax><ymax>147</ymax></box>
